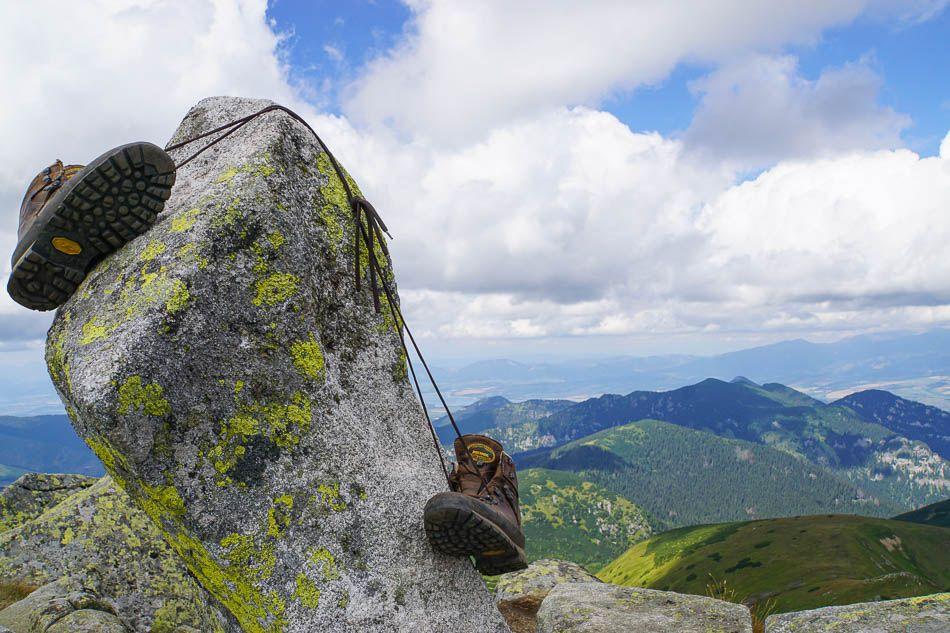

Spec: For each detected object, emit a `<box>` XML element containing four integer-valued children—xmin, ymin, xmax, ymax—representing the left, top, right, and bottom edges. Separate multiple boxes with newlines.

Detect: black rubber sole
<box><xmin>8</xmin><ymin>142</ymin><xmax>175</xmax><ymax>311</ymax></box>
<box><xmin>424</xmin><ymin>492</ymin><xmax>528</xmax><ymax>576</ymax></box>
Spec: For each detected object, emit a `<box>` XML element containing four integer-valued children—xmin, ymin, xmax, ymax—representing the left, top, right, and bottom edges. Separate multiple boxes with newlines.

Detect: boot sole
<box><xmin>8</xmin><ymin>142</ymin><xmax>176</xmax><ymax>311</ymax></box>
<box><xmin>424</xmin><ymin>492</ymin><xmax>528</xmax><ymax>576</ymax></box>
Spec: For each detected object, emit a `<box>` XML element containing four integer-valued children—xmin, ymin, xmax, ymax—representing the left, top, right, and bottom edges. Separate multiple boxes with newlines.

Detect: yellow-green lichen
<box><xmin>216</xmin><ymin>154</ymin><xmax>275</xmax><ymax>185</ymax></box>
<box><xmin>268</xmin><ymin>231</ymin><xmax>285</xmax><ymax>249</ymax></box>
<box><xmin>166</xmin><ymin>529</ymin><xmax>286</xmax><ymax>633</ymax></box>
<box><xmin>117</xmin><ymin>376</ymin><xmax>171</xmax><ymax>417</ymax></box>
<box><xmin>206</xmin><ymin>392</ymin><xmax>313</xmax><ymax>485</ymax></box>
<box><xmin>140</xmin><ymin>240</ymin><xmax>167</xmax><ymax>262</ymax></box>
<box><xmin>266</xmin><ymin>495</ymin><xmax>294</xmax><ymax>538</ymax></box>
<box><xmin>309</xmin><ymin>547</ymin><xmax>341</xmax><ymax>581</ymax></box>
<box><xmin>293</xmin><ymin>573</ymin><xmax>321</xmax><ymax>609</ymax></box>
<box><xmin>165</xmin><ymin>279</ymin><xmax>191</xmax><ymax>314</ymax></box>
<box><xmin>80</xmin><ymin>317</ymin><xmax>111</xmax><ymax>345</ymax></box>
<box><xmin>253</xmin><ymin>273</ymin><xmax>299</xmax><ymax>307</ymax></box>
<box><xmin>171</xmin><ymin>208</ymin><xmax>202</xmax><ymax>233</ymax></box>
<box><xmin>290</xmin><ymin>334</ymin><xmax>326</xmax><ymax>382</ymax></box>
<box><xmin>316</xmin><ymin>482</ymin><xmax>347</xmax><ymax>512</ymax></box>
<box><xmin>46</xmin><ymin>326</ymin><xmax>70</xmax><ymax>387</ymax></box>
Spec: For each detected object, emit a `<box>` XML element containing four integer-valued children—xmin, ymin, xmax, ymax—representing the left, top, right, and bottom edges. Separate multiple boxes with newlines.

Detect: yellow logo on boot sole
<box><xmin>51</xmin><ymin>237</ymin><xmax>82</xmax><ymax>255</ymax></box>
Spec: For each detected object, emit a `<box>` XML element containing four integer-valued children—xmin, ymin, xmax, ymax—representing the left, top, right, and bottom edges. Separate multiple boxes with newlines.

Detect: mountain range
<box><xmin>426</xmin><ymin>329</ymin><xmax>950</xmax><ymax>412</ymax></box>
<box><xmin>0</xmin><ymin>415</ymin><xmax>103</xmax><ymax>486</ymax></box>
<box><xmin>465</xmin><ymin>378</ymin><xmax>949</xmax><ymax>511</ymax></box>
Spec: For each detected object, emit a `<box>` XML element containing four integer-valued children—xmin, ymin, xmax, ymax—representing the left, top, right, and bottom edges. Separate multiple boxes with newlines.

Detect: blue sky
<box><xmin>268</xmin><ymin>0</ymin><xmax>950</xmax><ymax>156</ymax></box>
<box><xmin>1</xmin><ymin>1</ymin><xmax>948</xmax><ymax>414</ymax></box>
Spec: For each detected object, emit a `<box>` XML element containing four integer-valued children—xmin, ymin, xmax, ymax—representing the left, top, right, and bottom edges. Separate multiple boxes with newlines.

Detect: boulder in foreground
<box><xmin>494</xmin><ymin>559</ymin><xmax>601</xmax><ymax>633</ymax></box>
<box><xmin>0</xmin><ymin>475</ymin><xmax>232</xmax><ymax>632</ymax></box>
<box><xmin>537</xmin><ymin>582</ymin><xmax>752</xmax><ymax>633</ymax></box>
<box><xmin>0</xmin><ymin>578</ymin><xmax>126</xmax><ymax>633</ymax></box>
<box><xmin>46</xmin><ymin>96</ymin><xmax>508</xmax><ymax>633</ymax></box>
<box><xmin>765</xmin><ymin>593</ymin><xmax>949</xmax><ymax>632</ymax></box>
<box><xmin>0</xmin><ymin>474</ymin><xmax>95</xmax><ymax>531</ymax></box>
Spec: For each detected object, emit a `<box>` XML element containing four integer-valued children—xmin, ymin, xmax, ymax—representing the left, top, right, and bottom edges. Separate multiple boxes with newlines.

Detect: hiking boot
<box><xmin>424</xmin><ymin>434</ymin><xmax>528</xmax><ymax>575</ymax></box>
<box><xmin>8</xmin><ymin>143</ymin><xmax>176</xmax><ymax>311</ymax></box>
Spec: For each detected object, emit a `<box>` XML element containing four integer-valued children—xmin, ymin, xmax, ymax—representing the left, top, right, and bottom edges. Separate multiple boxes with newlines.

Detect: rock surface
<box><xmin>0</xmin><ymin>577</ymin><xmax>126</xmax><ymax>633</ymax></box>
<box><xmin>765</xmin><ymin>593</ymin><xmax>949</xmax><ymax>632</ymax></box>
<box><xmin>0</xmin><ymin>474</ymin><xmax>96</xmax><ymax>532</ymax></box>
<box><xmin>45</xmin><ymin>96</ymin><xmax>508</xmax><ymax>633</ymax></box>
<box><xmin>495</xmin><ymin>559</ymin><xmax>601</xmax><ymax>633</ymax></box>
<box><xmin>0</xmin><ymin>475</ymin><xmax>233</xmax><ymax>632</ymax></box>
<box><xmin>537</xmin><ymin>582</ymin><xmax>752</xmax><ymax>633</ymax></box>
<box><xmin>495</xmin><ymin>559</ymin><xmax>600</xmax><ymax>602</ymax></box>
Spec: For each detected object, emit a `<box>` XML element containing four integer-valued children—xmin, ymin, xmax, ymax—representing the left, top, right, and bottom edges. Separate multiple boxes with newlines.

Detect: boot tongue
<box><xmin>454</xmin><ymin>435</ymin><xmax>501</xmax><ymax>474</ymax></box>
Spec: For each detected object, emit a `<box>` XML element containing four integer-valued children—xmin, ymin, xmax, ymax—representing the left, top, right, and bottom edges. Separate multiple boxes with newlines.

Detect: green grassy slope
<box><xmin>519</xmin><ymin>420</ymin><xmax>899</xmax><ymax>530</ymax></box>
<box><xmin>519</xmin><ymin>468</ymin><xmax>652</xmax><ymax>572</ymax></box>
<box><xmin>894</xmin><ymin>499</ymin><xmax>950</xmax><ymax>528</ymax></box>
<box><xmin>598</xmin><ymin>514</ymin><xmax>950</xmax><ymax>615</ymax></box>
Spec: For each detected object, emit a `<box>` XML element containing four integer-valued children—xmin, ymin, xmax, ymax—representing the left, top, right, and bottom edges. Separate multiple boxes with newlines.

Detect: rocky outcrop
<box><xmin>537</xmin><ymin>582</ymin><xmax>752</xmax><ymax>632</ymax></box>
<box><xmin>495</xmin><ymin>559</ymin><xmax>601</xmax><ymax>602</ymax></box>
<box><xmin>0</xmin><ymin>474</ymin><xmax>96</xmax><ymax>532</ymax></box>
<box><xmin>45</xmin><ymin>97</ymin><xmax>508</xmax><ymax>632</ymax></box>
<box><xmin>495</xmin><ymin>559</ymin><xmax>601</xmax><ymax>633</ymax></box>
<box><xmin>0</xmin><ymin>578</ymin><xmax>127</xmax><ymax>633</ymax></box>
<box><xmin>765</xmin><ymin>593</ymin><xmax>949</xmax><ymax>632</ymax></box>
<box><xmin>0</xmin><ymin>476</ymin><xmax>232</xmax><ymax>632</ymax></box>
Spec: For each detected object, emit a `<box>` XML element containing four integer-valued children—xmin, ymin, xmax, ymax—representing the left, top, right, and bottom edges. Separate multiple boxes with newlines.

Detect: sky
<box><xmin>0</xmin><ymin>0</ymin><xmax>948</xmax><ymax>413</ymax></box>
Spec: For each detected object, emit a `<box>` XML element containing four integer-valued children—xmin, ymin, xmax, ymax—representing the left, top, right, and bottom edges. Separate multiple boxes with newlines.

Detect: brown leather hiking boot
<box><xmin>424</xmin><ymin>434</ymin><xmax>528</xmax><ymax>575</ymax></box>
<box><xmin>8</xmin><ymin>143</ymin><xmax>175</xmax><ymax>311</ymax></box>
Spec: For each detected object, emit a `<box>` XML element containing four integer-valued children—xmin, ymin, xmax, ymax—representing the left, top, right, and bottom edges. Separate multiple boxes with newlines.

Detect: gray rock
<box><xmin>494</xmin><ymin>560</ymin><xmax>600</xmax><ymax>633</ymax></box>
<box><xmin>765</xmin><ymin>593</ymin><xmax>949</xmax><ymax>632</ymax></box>
<box><xmin>46</xmin><ymin>609</ymin><xmax>128</xmax><ymax>633</ymax></box>
<box><xmin>0</xmin><ymin>577</ymin><xmax>126</xmax><ymax>633</ymax></box>
<box><xmin>46</xmin><ymin>96</ymin><xmax>509</xmax><ymax>633</ymax></box>
<box><xmin>0</xmin><ymin>475</ymin><xmax>233</xmax><ymax>632</ymax></box>
<box><xmin>0</xmin><ymin>474</ymin><xmax>97</xmax><ymax>532</ymax></box>
<box><xmin>537</xmin><ymin>582</ymin><xmax>753</xmax><ymax>633</ymax></box>
<box><xmin>496</xmin><ymin>559</ymin><xmax>600</xmax><ymax>602</ymax></box>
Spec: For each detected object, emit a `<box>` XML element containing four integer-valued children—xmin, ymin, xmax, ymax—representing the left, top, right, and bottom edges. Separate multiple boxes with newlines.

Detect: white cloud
<box><xmin>342</xmin><ymin>0</ymin><xmax>939</xmax><ymax>143</ymax></box>
<box><xmin>697</xmin><ymin>139</ymin><xmax>950</xmax><ymax>310</ymax></box>
<box><xmin>684</xmin><ymin>55</ymin><xmax>910</xmax><ymax>168</ymax></box>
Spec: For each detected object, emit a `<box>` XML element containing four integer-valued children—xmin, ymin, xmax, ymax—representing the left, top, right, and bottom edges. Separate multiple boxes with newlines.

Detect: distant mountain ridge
<box><xmin>0</xmin><ymin>415</ymin><xmax>104</xmax><ymax>485</ymax></box>
<box><xmin>424</xmin><ymin>329</ymin><xmax>950</xmax><ymax>410</ymax></box>
<box><xmin>433</xmin><ymin>396</ymin><xmax>573</xmax><ymax>444</ymax></box>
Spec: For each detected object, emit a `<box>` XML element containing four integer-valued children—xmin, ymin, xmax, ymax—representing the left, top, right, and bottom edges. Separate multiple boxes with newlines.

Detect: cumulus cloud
<box><xmin>343</xmin><ymin>0</ymin><xmax>940</xmax><ymax>143</ymax></box>
<box><xmin>684</xmin><ymin>55</ymin><xmax>910</xmax><ymax>168</ymax></box>
<box><xmin>361</xmin><ymin>120</ymin><xmax>950</xmax><ymax>342</ymax></box>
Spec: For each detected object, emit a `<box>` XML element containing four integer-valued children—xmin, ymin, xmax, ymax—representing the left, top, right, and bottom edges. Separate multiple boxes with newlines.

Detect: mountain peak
<box><xmin>730</xmin><ymin>376</ymin><xmax>758</xmax><ymax>386</ymax></box>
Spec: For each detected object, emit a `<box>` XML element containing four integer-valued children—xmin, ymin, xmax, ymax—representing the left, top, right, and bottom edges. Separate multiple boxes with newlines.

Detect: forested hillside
<box><xmin>894</xmin><ymin>498</ymin><xmax>950</xmax><ymax>528</ymax></box>
<box><xmin>835</xmin><ymin>389</ymin><xmax>950</xmax><ymax>458</ymax></box>
<box><xmin>519</xmin><ymin>468</ymin><xmax>653</xmax><ymax>571</ymax></box>
<box><xmin>517</xmin><ymin>420</ymin><xmax>898</xmax><ymax>529</ymax></box>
